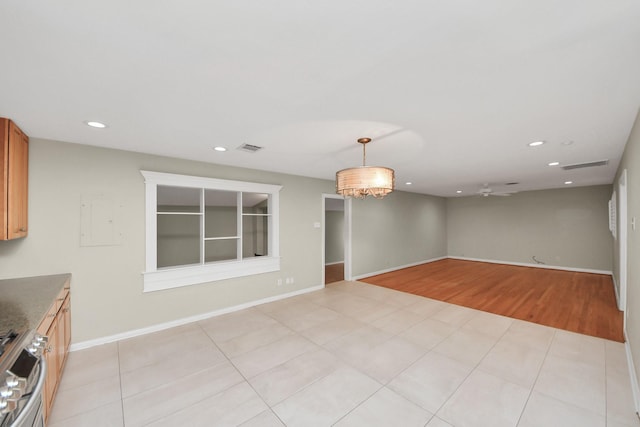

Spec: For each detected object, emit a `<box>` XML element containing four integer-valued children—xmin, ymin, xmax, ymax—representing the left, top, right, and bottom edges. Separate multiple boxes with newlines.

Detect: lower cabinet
<box><xmin>37</xmin><ymin>284</ymin><xmax>71</xmax><ymax>424</ymax></box>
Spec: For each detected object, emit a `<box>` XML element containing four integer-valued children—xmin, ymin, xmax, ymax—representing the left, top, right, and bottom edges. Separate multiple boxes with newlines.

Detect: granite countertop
<box><xmin>0</xmin><ymin>274</ymin><xmax>71</xmax><ymax>333</ymax></box>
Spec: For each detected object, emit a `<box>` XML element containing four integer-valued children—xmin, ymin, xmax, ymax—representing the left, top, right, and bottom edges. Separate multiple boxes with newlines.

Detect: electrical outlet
<box><xmin>277</xmin><ymin>279</ymin><xmax>282</xmax><ymax>286</ymax></box>
<box><xmin>290</xmin><ymin>277</ymin><xmax>295</xmax><ymax>284</ymax></box>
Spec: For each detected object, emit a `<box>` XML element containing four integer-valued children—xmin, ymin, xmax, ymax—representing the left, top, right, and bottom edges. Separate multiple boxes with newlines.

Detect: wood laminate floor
<box><xmin>362</xmin><ymin>258</ymin><xmax>624</xmax><ymax>342</ymax></box>
<box><xmin>325</xmin><ymin>262</ymin><xmax>345</xmax><ymax>284</ymax></box>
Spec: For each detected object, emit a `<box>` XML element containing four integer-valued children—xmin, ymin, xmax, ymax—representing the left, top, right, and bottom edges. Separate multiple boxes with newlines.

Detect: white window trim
<box><xmin>141</xmin><ymin>170</ymin><xmax>282</xmax><ymax>293</ymax></box>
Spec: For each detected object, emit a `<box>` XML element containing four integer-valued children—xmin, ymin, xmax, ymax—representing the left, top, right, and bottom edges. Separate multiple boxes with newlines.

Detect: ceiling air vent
<box><xmin>561</xmin><ymin>160</ymin><xmax>609</xmax><ymax>170</ymax></box>
<box><xmin>237</xmin><ymin>143</ymin><xmax>264</xmax><ymax>153</ymax></box>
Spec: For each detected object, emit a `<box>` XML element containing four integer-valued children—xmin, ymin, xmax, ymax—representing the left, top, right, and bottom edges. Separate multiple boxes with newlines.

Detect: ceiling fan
<box><xmin>477</xmin><ymin>183</ymin><xmax>516</xmax><ymax>197</ymax></box>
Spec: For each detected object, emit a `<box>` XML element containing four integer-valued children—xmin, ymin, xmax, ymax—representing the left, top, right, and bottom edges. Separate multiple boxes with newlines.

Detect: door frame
<box><xmin>618</xmin><ymin>169</ymin><xmax>628</xmax><ymax>325</ymax></box>
<box><xmin>321</xmin><ymin>194</ymin><xmax>352</xmax><ymax>285</ymax></box>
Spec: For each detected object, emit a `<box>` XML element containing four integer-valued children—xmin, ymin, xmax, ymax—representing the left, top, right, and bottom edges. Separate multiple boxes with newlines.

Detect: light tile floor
<box><xmin>49</xmin><ymin>281</ymin><xmax>640</xmax><ymax>427</ymax></box>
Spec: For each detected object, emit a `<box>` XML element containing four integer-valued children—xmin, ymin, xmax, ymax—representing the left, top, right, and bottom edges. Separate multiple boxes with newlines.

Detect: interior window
<box><xmin>141</xmin><ymin>171</ymin><xmax>282</xmax><ymax>292</ymax></box>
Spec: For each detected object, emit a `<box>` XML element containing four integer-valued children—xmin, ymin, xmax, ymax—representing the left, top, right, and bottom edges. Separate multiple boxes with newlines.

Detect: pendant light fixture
<box><xmin>336</xmin><ymin>137</ymin><xmax>395</xmax><ymax>199</ymax></box>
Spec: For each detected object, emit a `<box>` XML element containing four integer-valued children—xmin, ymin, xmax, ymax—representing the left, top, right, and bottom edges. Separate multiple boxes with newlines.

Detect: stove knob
<box><xmin>0</xmin><ymin>386</ymin><xmax>19</xmax><ymax>399</ymax></box>
<box><xmin>33</xmin><ymin>334</ymin><xmax>48</xmax><ymax>344</ymax></box>
<box><xmin>5</xmin><ymin>376</ymin><xmax>26</xmax><ymax>394</ymax></box>
<box><xmin>0</xmin><ymin>387</ymin><xmax>11</xmax><ymax>398</ymax></box>
<box><xmin>0</xmin><ymin>395</ymin><xmax>17</xmax><ymax>415</ymax></box>
<box><xmin>28</xmin><ymin>341</ymin><xmax>43</xmax><ymax>356</ymax></box>
<box><xmin>5</xmin><ymin>377</ymin><xmax>16</xmax><ymax>388</ymax></box>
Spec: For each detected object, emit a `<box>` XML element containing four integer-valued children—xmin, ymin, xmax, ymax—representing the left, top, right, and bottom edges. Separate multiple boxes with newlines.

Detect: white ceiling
<box><xmin>1</xmin><ymin>1</ymin><xmax>639</xmax><ymax>197</ymax></box>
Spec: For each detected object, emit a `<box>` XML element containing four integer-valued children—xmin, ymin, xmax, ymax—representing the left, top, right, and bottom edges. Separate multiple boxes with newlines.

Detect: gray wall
<box><xmin>351</xmin><ymin>191</ymin><xmax>448</xmax><ymax>277</ymax></box>
<box><xmin>0</xmin><ymin>139</ymin><xmax>333</xmax><ymax>342</ymax></box>
<box><xmin>0</xmin><ymin>138</ymin><xmax>447</xmax><ymax>343</ymax></box>
<box><xmin>447</xmin><ymin>186</ymin><xmax>614</xmax><ymax>271</ymax></box>
<box><xmin>325</xmin><ymin>210</ymin><xmax>344</xmax><ymax>264</ymax></box>
<box><xmin>614</xmin><ymin>108</ymin><xmax>640</xmax><ymax>397</ymax></box>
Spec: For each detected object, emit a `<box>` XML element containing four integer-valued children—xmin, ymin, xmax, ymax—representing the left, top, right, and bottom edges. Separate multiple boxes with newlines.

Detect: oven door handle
<box><xmin>11</xmin><ymin>357</ymin><xmax>46</xmax><ymax>427</ymax></box>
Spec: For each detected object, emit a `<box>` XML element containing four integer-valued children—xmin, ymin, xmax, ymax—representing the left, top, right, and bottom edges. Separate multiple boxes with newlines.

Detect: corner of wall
<box><xmin>625</xmin><ymin>329</ymin><xmax>640</xmax><ymax>414</ymax></box>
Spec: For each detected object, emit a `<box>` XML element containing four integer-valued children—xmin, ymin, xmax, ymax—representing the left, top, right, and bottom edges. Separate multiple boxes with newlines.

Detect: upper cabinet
<box><xmin>1</xmin><ymin>118</ymin><xmax>29</xmax><ymax>240</ymax></box>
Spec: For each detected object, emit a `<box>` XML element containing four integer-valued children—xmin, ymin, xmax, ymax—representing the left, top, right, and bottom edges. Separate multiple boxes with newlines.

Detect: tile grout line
<box><xmin>117</xmin><ymin>341</ymin><xmax>126</xmax><ymax>427</ymax></box>
<box><xmin>329</xmin><ymin>383</ymin><xmax>386</xmax><ymax>426</ymax></box>
<box><xmin>207</xmin><ymin>291</ymin><xmax>372</xmax><ymax>420</ymax></box>
<box><xmin>604</xmin><ymin>340</ymin><xmax>609</xmax><ymax>425</ymax></box>
<box><xmin>197</xmin><ymin>319</ymin><xmax>274</xmax><ymax>425</ymax></box>
<box><xmin>289</xmin><ymin>284</ymin><xmax>416</xmax><ymax>425</ymax></box>
<box><xmin>529</xmin><ymin>331</ymin><xmax>611</xmax><ymax>421</ymax></box>
<box><xmin>323</xmin><ymin>285</ymin><xmax>406</xmax><ymax>426</ymax></box>
<box><xmin>122</xmin><ymin>323</ymin><xmax>245</xmax><ymax>426</ymax></box>
<box><xmin>47</xmin><ymin>346</ymin><xmax>124</xmax><ymax>426</ymax></box>
<box><xmin>196</xmin><ymin>317</ymin><xmax>309</xmax><ymax>426</ymax></box>
<box><xmin>427</xmin><ymin>312</ymin><xmax>516</xmax><ymax>422</ymax></box>
<box><xmin>333</xmin><ymin>284</ymin><xmax>478</xmax><ymax>422</ymax></box>
<box><xmin>512</xmin><ymin>327</ymin><xmax>557</xmax><ymax>427</ymax></box>
<box><xmin>326</xmin><ymin>288</ymin><xmax>459</xmax><ymax>416</ymax></box>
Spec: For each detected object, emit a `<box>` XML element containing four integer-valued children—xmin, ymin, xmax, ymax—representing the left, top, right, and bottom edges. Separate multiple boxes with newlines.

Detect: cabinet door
<box><xmin>1</xmin><ymin>119</ymin><xmax>8</xmax><ymax>240</ymax></box>
<box><xmin>7</xmin><ymin>121</ymin><xmax>28</xmax><ymax>239</ymax></box>
<box><xmin>43</xmin><ymin>315</ymin><xmax>60</xmax><ymax>422</ymax></box>
<box><xmin>59</xmin><ymin>295</ymin><xmax>71</xmax><ymax>369</ymax></box>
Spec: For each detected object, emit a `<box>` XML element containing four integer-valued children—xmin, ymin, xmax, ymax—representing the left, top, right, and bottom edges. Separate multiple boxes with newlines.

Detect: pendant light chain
<box><xmin>362</xmin><ymin>141</ymin><xmax>366</xmax><ymax>166</ymax></box>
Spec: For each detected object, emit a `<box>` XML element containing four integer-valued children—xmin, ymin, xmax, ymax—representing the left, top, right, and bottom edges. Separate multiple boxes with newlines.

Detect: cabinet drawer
<box><xmin>37</xmin><ymin>281</ymin><xmax>70</xmax><ymax>335</ymax></box>
<box><xmin>55</xmin><ymin>286</ymin><xmax>69</xmax><ymax>312</ymax></box>
<box><xmin>37</xmin><ymin>303</ymin><xmax>57</xmax><ymax>335</ymax></box>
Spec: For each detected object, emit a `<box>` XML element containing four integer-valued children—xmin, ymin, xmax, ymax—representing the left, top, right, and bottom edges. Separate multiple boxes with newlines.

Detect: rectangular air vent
<box><xmin>237</xmin><ymin>143</ymin><xmax>263</xmax><ymax>153</ymax></box>
<box><xmin>561</xmin><ymin>160</ymin><xmax>609</xmax><ymax>170</ymax></box>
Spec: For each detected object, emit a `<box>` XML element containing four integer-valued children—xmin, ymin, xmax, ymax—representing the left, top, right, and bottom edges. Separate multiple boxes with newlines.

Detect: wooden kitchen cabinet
<box><xmin>1</xmin><ymin>117</ymin><xmax>29</xmax><ymax>240</ymax></box>
<box><xmin>61</xmin><ymin>295</ymin><xmax>71</xmax><ymax>361</ymax></box>
<box><xmin>42</xmin><ymin>314</ymin><xmax>60</xmax><ymax>421</ymax></box>
<box><xmin>37</xmin><ymin>283</ymin><xmax>71</xmax><ymax>424</ymax></box>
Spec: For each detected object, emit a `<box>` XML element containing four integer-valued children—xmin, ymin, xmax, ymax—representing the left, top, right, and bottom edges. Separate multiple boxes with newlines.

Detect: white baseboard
<box><xmin>352</xmin><ymin>256</ymin><xmax>448</xmax><ymax>281</ymax></box>
<box><xmin>352</xmin><ymin>255</ymin><xmax>611</xmax><ymax>281</ymax></box>
<box><xmin>325</xmin><ymin>261</ymin><xmax>344</xmax><ymax>266</ymax></box>
<box><xmin>70</xmin><ymin>284</ymin><xmax>325</xmax><ymax>352</ymax></box>
<box><xmin>448</xmin><ymin>256</ymin><xmax>613</xmax><ymax>276</ymax></box>
<box><xmin>625</xmin><ymin>329</ymin><xmax>640</xmax><ymax>414</ymax></box>
<box><xmin>612</xmin><ymin>275</ymin><xmax>622</xmax><ymax>310</ymax></box>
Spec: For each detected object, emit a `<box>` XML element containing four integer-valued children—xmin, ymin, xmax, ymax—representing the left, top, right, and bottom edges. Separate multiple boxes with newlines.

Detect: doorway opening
<box><xmin>322</xmin><ymin>195</ymin><xmax>351</xmax><ymax>285</ymax></box>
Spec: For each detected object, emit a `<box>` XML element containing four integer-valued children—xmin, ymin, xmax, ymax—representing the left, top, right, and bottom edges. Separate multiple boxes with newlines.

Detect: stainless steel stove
<box><xmin>0</xmin><ymin>329</ymin><xmax>46</xmax><ymax>427</ymax></box>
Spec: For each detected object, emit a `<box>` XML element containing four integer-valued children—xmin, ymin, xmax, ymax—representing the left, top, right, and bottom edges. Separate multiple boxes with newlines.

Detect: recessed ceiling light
<box><xmin>405</xmin><ymin>182</ymin><xmax>412</xmax><ymax>185</ymax></box>
<box><xmin>548</xmin><ymin>161</ymin><xmax>560</xmax><ymax>166</ymax></box>
<box><xmin>456</xmin><ymin>190</ymin><xmax>462</xmax><ymax>194</ymax></box>
<box><xmin>528</xmin><ymin>141</ymin><xmax>545</xmax><ymax>147</ymax></box>
<box><xmin>564</xmin><ymin>181</ymin><xmax>573</xmax><ymax>185</ymax></box>
<box><xmin>213</xmin><ymin>146</ymin><xmax>227</xmax><ymax>152</ymax></box>
<box><xmin>85</xmin><ymin>120</ymin><xmax>107</xmax><ymax>128</ymax></box>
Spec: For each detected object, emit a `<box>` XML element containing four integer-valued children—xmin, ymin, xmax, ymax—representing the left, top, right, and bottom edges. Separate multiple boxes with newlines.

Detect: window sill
<box><xmin>142</xmin><ymin>256</ymin><xmax>281</xmax><ymax>293</ymax></box>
